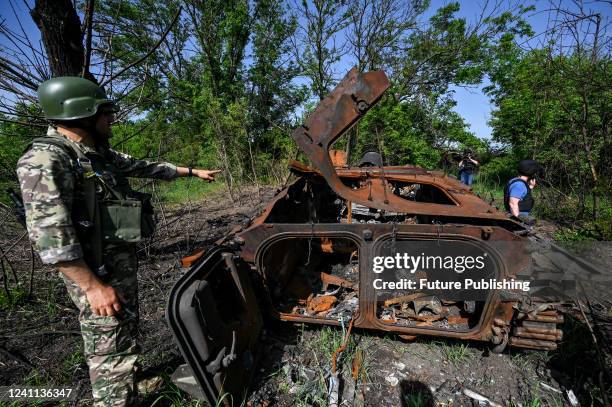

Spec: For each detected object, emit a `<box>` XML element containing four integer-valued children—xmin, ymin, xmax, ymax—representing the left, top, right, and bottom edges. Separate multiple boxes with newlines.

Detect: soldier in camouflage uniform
<box><xmin>16</xmin><ymin>77</ymin><xmax>219</xmax><ymax>407</ymax></box>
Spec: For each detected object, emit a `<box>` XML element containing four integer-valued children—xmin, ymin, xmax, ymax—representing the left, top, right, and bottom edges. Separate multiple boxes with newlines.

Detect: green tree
<box><xmin>486</xmin><ymin>48</ymin><xmax>611</xmax><ymax>221</ymax></box>
<box><xmin>184</xmin><ymin>0</ymin><xmax>250</xmax><ymax>102</ymax></box>
<box><xmin>248</xmin><ymin>0</ymin><xmax>306</xmax><ymax>138</ymax></box>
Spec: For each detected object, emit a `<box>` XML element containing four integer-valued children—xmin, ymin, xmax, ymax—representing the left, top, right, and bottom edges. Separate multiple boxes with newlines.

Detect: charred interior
<box><xmin>260</xmin><ymin>237</ymin><xmax>359</xmax><ymax>321</ymax></box>
<box><xmin>340</xmin><ymin>177</ymin><xmax>457</xmax><ymax>206</ymax></box>
<box><xmin>377</xmin><ymin>293</ymin><xmax>485</xmax><ymax>331</ymax></box>
<box><xmin>259</xmin><ymin>233</ymin><xmax>490</xmax><ymax>331</ymax></box>
<box><xmin>262</xmin><ymin>174</ymin><xmax>519</xmax><ymax>227</ymax></box>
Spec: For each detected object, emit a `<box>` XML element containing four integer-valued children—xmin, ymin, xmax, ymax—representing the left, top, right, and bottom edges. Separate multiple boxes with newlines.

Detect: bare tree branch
<box><xmin>99</xmin><ymin>6</ymin><xmax>182</xmax><ymax>88</ymax></box>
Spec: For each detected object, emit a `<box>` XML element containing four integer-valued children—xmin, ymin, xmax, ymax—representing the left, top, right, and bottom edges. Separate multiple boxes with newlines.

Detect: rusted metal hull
<box><xmin>179</xmin><ymin>67</ymin><xmax>563</xmax><ymax>352</ymax></box>
<box><xmin>230</xmin><ymin>221</ymin><xmax>562</xmax><ymax>350</ymax></box>
<box><xmin>167</xmin><ymin>68</ymin><xmax>570</xmax><ymax>406</ymax></box>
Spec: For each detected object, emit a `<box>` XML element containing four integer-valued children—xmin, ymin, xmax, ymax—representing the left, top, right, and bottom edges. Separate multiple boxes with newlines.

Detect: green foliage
<box><xmin>156</xmin><ymin>177</ymin><xmax>223</xmax><ymax>203</ymax></box>
<box><xmin>486</xmin><ymin>46</ymin><xmax>611</xmax><ymax>226</ymax></box>
<box><xmin>478</xmin><ymin>155</ymin><xmax>516</xmax><ymax>187</ymax></box>
<box><xmin>0</xmin><ymin>110</ymin><xmax>42</xmax><ymax>204</ymax></box>
<box><xmin>60</xmin><ymin>349</ymin><xmax>85</xmax><ymax>383</ymax></box>
<box><xmin>0</xmin><ymin>286</ymin><xmax>28</xmax><ymax>310</ymax></box>
<box><xmin>402</xmin><ymin>392</ymin><xmax>428</xmax><ymax>407</ymax></box>
<box><xmin>438</xmin><ymin>341</ymin><xmax>472</xmax><ymax>367</ymax></box>
<box><xmin>401</xmin><ymin>2</ymin><xmax>533</xmax><ymax>98</ymax></box>
<box><xmin>249</xmin><ymin>0</ymin><xmax>306</xmax><ymax>136</ymax></box>
<box><xmin>296</xmin><ymin>0</ymin><xmax>349</xmax><ymax>100</ymax></box>
<box><xmin>185</xmin><ymin>0</ymin><xmax>250</xmax><ymax>101</ymax></box>
<box><xmin>23</xmin><ymin>368</ymin><xmax>52</xmax><ymax>386</ymax></box>
<box><xmin>349</xmin><ymin>92</ymin><xmax>485</xmax><ymax>169</ymax></box>
<box><xmin>2</xmin><ymin>0</ymin><xmax>607</xmax><ymax>247</ymax></box>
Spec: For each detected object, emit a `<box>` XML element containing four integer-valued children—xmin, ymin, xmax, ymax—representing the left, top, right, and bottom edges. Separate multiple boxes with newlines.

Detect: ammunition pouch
<box><xmin>100</xmin><ymin>200</ymin><xmax>144</xmax><ymax>243</ymax></box>
<box><xmin>99</xmin><ymin>192</ymin><xmax>155</xmax><ymax>244</ymax></box>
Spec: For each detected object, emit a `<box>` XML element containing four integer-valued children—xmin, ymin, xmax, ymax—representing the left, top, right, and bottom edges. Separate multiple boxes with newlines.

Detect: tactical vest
<box><xmin>503</xmin><ymin>178</ymin><xmax>534</xmax><ymax>213</ymax></box>
<box><xmin>27</xmin><ymin>134</ymin><xmax>155</xmax><ymax>276</ymax></box>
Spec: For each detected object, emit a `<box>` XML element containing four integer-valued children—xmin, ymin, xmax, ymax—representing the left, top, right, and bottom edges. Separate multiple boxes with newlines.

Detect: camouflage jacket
<box><xmin>16</xmin><ymin>126</ymin><xmax>178</xmax><ymax>265</ymax></box>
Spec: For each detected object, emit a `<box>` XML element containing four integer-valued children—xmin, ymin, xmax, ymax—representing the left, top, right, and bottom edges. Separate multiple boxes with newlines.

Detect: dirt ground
<box><xmin>0</xmin><ymin>186</ymin><xmax>609</xmax><ymax>406</ymax></box>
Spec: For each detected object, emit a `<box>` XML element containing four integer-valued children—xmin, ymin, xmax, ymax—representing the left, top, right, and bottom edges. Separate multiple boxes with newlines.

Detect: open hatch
<box><xmin>166</xmin><ymin>247</ymin><xmax>263</xmax><ymax>406</ymax></box>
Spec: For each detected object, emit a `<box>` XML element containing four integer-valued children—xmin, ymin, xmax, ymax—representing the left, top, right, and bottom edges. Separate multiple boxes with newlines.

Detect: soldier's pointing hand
<box><xmin>192</xmin><ymin>169</ymin><xmax>221</xmax><ymax>182</ymax></box>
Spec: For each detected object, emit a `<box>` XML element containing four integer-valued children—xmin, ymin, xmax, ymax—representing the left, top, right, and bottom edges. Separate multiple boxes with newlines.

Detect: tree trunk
<box><xmin>31</xmin><ymin>0</ymin><xmax>96</xmax><ymax>82</ymax></box>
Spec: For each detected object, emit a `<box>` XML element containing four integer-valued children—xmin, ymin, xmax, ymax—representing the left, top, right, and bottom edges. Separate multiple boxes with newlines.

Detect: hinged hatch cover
<box><xmin>167</xmin><ymin>247</ymin><xmax>263</xmax><ymax>406</ymax></box>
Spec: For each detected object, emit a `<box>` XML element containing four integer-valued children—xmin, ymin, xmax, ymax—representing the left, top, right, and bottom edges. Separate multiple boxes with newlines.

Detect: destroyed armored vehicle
<box><xmin>166</xmin><ymin>69</ymin><xmax>573</xmax><ymax>404</ymax></box>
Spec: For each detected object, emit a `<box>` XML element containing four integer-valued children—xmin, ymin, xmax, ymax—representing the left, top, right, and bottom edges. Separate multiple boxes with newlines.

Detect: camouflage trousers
<box><xmin>61</xmin><ymin>248</ymin><xmax>140</xmax><ymax>407</ymax></box>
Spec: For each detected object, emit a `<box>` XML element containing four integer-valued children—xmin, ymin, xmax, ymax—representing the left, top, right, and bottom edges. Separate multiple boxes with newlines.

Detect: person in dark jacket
<box><xmin>504</xmin><ymin>159</ymin><xmax>543</xmax><ymax>220</ymax></box>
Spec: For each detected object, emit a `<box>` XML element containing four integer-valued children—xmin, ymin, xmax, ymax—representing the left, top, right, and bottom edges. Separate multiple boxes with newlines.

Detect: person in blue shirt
<box><xmin>458</xmin><ymin>148</ymin><xmax>479</xmax><ymax>186</ymax></box>
<box><xmin>504</xmin><ymin>160</ymin><xmax>543</xmax><ymax>220</ymax></box>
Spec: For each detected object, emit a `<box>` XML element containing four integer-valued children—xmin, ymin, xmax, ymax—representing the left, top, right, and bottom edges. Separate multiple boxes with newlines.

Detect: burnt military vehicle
<box><xmin>166</xmin><ymin>69</ymin><xmax>576</xmax><ymax>405</ymax></box>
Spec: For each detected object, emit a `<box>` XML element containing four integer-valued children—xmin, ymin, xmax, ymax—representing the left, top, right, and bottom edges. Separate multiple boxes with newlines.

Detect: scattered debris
<box><xmin>539</xmin><ymin>382</ymin><xmax>563</xmax><ymax>394</ymax></box>
<box><xmin>328</xmin><ymin>314</ymin><xmax>356</xmax><ymax>407</ymax></box>
<box><xmin>306</xmin><ymin>295</ymin><xmax>337</xmax><ymax>314</ymax></box>
<box><xmin>385</xmin><ymin>375</ymin><xmax>399</xmax><ymax>386</ymax></box>
<box><xmin>462</xmin><ymin>388</ymin><xmax>503</xmax><ymax>407</ymax></box>
<box><xmin>327</xmin><ymin>375</ymin><xmax>340</xmax><ymax>407</ymax></box>
<box><xmin>567</xmin><ymin>389</ymin><xmax>579</xmax><ymax>406</ymax></box>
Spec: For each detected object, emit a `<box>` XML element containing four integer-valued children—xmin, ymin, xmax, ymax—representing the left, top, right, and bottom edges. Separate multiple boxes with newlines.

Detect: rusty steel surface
<box><xmin>290</xmin><ymin>68</ymin><xmax>524</xmax><ymax>226</ymax></box>
<box><xmin>220</xmin><ymin>68</ymin><xmax>558</xmax><ymax>350</ymax></box>
<box><xmin>231</xmin><ymin>222</ymin><xmax>532</xmax><ymax>346</ymax></box>
<box><xmin>214</xmin><ymin>65</ymin><xmax>555</xmax><ymax>348</ymax></box>
<box><xmin>176</xmin><ymin>68</ymin><xmax>563</xmax><ymax>370</ymax></box>
<box><xmin>168</xmin><ymin>68</ymin><xmax>600</xmax><ymax>406</ymax></box>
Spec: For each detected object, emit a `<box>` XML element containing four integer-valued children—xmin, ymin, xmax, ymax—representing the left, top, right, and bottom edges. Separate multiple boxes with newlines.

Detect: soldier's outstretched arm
<box><xmin>175</xmin><ymin>167</ymin><xmax>221</xmax><ymax>181</ymax></box>
<box><xmin>106</xmin><ymin>149</ymin><xmax>220</xmax><ymax>181</ymax></box>
<box><xmin>57</xmin><ymin>259</ymin><xmax>122</xmax><ymax>317</ymax></box>
<box><xmin>106</xmin><ymin>149</ymin><xmax>179</xmax><ymax>179</ymax></box>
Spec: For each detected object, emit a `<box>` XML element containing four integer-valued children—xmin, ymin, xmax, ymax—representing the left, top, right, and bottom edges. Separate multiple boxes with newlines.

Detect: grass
<box><xmin>23</xmin><ymin>368</ymin><xmax>51</xmax><ymax>386</ymax></box>
<box><xmin>510</xmin><ymin>349</ymin><xmax>552</xmax><ymax>372</ymax></box>
<box><xmin>148</xmin><ymin>373</ymin><xmax>203</xmax><ymax>407</ymax></box>
<box><xmin>154</xmin><ymin>177</ymin><xmax>224</xmax><ymax>204</ymax></box>
<box><xmin>306</xmin><ymin>325</ymin><xmax>357</xmax><ymax>370</ymax></box>
<box><xmin>282</xmin><ymin>325</ymin><xmax>366</xmax><ymax>407</ymax></box>
<box><xmin>37</xmin><ymin>285</ymin><xmax>64</xmax><ymax>317</ymax></box>
<box><xmin>60</xmin><ymin>349</ymin><xmax>85</xmax><ymax>383</ymax></box>
<box><xmin>400</xmin><ymin>380</ymin><xmax>435</xmax><ymax>407</ymax></box>
<box><xmin>0</xmin><ymin>286</ymin><xmax>27</xmax><ymax>310</ymax></box>
<box><xmin>402</xmin><ymin>392</ymin><xmax>428</xmax><ymax>407</ymax></box>
<box><xmin>438</xmin><ymin>341</ymin><xmax>473</xmax><ymax>368</ymax></box>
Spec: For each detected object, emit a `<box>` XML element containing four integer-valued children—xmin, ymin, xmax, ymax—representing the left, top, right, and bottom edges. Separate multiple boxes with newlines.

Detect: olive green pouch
<box><xmin>100</xmin><ymin>200</ymin><xmax>143</xmax><ymax>243</ymax></box>
<box><xmin>131</xmin><ymin>191</ymin><xmax>156</xmax><ymax>238</ymax></box>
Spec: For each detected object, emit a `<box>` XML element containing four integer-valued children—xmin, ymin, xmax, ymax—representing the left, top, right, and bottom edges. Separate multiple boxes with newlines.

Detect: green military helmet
<box><xmin>37</xmin><ymin>76</ymin><xmax>118</xmax><ymax>120</ymax></box>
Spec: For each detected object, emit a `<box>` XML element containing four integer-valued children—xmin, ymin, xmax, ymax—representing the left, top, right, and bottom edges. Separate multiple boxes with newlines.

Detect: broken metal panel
<box><xmin>167</xmin><ymin>247</ymin><xmax>263</xmax><ymax>406</ymax></box>
<box><xmin>291</xmin><ymin>67</ymin><xmax>390</xmax><ymax>160</ymax></box>
<box><xmin>289</xmin><ymin>68</ymin><xmax>524</xmax><ymax>226</ymax></box>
